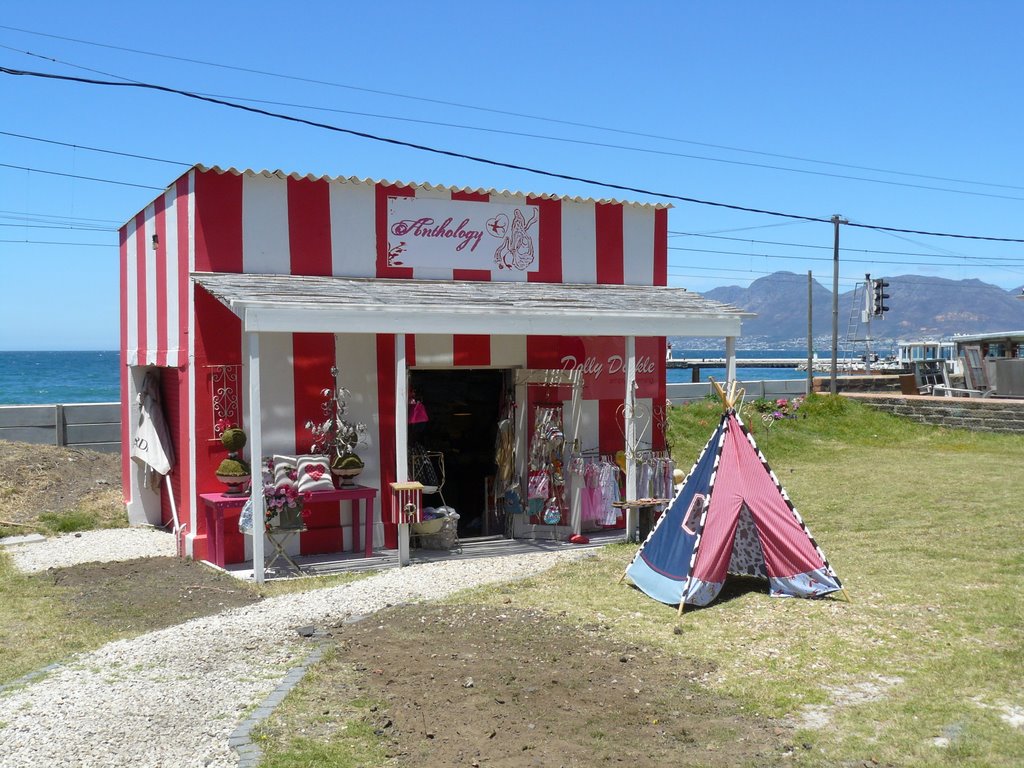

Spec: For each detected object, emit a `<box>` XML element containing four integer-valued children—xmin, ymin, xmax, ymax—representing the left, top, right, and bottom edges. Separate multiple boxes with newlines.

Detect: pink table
<box><xmin>199</xmin><ymin>485</ymin><xmax>379</xmax><ymax>566</ymax></box>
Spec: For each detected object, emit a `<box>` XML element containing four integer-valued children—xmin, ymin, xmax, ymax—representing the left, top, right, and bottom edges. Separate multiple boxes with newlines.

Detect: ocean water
<box><xmin>667</xmin><ymin>349</ymin><xmax>820</xmax><ymax>384</ymax></box>
<box><xmin>0</xmin><ymin>349</ymin><xmax>819</xmax><ymax>406</ymax></box>
<box><xmin>0</xmin><ymin>351</ymin><xmax>120</xmax><ymax>405</ymax></box>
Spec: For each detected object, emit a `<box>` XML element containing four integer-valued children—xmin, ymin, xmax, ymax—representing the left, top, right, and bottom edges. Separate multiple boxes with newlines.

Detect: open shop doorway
<box><xmin>408</xmin><ymin>368</ymin><xmax>509</xmax><ymax>538</ymax></box>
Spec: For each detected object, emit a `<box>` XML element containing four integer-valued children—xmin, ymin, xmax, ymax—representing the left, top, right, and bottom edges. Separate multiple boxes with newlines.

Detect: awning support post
<box><xmin>248</xmin><ymin>331</ymin><xmax>266</xmax><ymax>585</ymax></box>
<box><xmin>395</xmin><ymin>334</ymin><xmax>410</xmax><ymax>566</ymax></box>
<box><xmin>624</xmin><ymin>335</ymin><xmax>638</xmax><ymax>542</ymax></box>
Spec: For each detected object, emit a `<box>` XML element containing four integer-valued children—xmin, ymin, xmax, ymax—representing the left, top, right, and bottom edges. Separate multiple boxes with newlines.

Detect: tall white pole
<box><xmin>624</xmin><ymin>336</ymin><xmax>638</xmax><ymax>542</ymax></box>
<box><xmin>806</xmin><ymin>271</ymin><xmax>814</xmax><ymax>393</ymax></box>
<box><xmin>248</xmin><ymin>332</ymin><xmax>265</xmax><ymax>584</ymax></box>
<box><xmin>830</xmin><ymin>214</ymin><xmax>845</xmax><ymax>395</ymax></box>
<box><xmin>725</xmin><ymin>336</ymin><xmax>737</xmax><ymax>385</ymax></box>
<box><xmin>395</xmin><ymin>334</ymin><xmax>410</xmax><ymax>566</ymax></box>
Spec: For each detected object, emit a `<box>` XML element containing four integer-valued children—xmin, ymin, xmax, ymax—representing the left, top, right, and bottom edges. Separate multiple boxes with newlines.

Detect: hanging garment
<box><xmin>599</xmin><ymin>461</ymin><xmax>621</xmax><ymax>525</ymax></box>
<box><xmin>494</xmin><ymin>418</ymin><xmax>515</xmax><ymax>495</ymax></box>
<box><xmin>637</xmin><ymin>461</ymin><xmax>653</xmax><ymax>499</ymax></box>
<box><xmin>582</xmin><ymin>462</ymin><xmax>605</xmax><ymax>526</ymax></box>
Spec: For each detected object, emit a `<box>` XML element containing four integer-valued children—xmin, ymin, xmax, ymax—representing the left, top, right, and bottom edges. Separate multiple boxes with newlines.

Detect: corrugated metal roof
<box><xmin>192</xmin><ymin>165</ymin><xmax>672</xmax><ymax>210</ymax></box>
<box><xmin>193</xmin><ymin>272</ymin><xmax>751</xmax><ymax>338</ymax></box>
<box><xmin>952</xmin><ymin>330</ymin><xmax>1024</xmax><ymax>343</ymax></box>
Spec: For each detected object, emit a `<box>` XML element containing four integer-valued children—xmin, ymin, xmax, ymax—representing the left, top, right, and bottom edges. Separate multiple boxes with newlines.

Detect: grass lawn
<box><xmin>259</xmin><ymin>394</ymin><xmax>1024</xmax><ymax>766</ymax></box>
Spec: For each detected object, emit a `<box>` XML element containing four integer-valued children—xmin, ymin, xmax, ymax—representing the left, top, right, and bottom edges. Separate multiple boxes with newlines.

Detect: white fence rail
<box><xmin>667</xmin><ymin>378</ymin><xmax>808</xmax><ymax>405</ymax></box>
<box><xmin>0</xmin><ymin>402</ymin><xmax>120</xmax><ymax>452</ymax></box>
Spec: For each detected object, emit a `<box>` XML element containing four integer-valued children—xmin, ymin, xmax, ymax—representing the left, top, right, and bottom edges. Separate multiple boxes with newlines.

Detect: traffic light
<box><xmin>872</xmin><ymin>278</ymin><xmax>890</xmax><ymax>316</ymax></box>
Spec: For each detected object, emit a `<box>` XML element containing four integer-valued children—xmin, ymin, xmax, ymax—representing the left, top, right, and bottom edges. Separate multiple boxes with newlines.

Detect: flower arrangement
<box><xmin>306</xmin><ymin>366</ymin><xmax>367</xmax><ymax>473</ymax></box>
<box><xmin>261</xmin><ymin>457</ymin><xmax>309</xmax><ymax>530</ymax></box>
<box><xmin>748</xmin><ymin>396</ymin><xmax>805</xmax><ymax>425</ymax></box>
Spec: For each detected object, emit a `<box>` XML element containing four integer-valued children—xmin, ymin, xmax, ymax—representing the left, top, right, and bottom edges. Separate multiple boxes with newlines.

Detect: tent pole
<box><xmin>677</xmin><ymin>599</ymin><xmax>686</xmax><ymax>617</ymax></box>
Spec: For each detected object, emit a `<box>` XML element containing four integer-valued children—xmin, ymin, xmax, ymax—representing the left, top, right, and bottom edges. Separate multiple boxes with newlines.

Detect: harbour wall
<box><xmin>843</xmin><ymin>392</ymin><xmax>1024</xmax><ymax>434</ymax></box>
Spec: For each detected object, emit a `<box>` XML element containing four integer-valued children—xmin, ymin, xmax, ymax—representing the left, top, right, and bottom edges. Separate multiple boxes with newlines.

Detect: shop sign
<box><xmin>387</xmin><ymin>197</ymin><xmax>540</xmax><ymax>272</ymax></box>
<box><xmin>539</xmin><ymin>337</ymin><xmax>660</xmax><ymax>399</ymax></box>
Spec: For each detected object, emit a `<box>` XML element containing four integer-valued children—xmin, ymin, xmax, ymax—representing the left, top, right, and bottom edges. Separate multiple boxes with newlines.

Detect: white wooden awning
<box><xmin>193</xmin><ymin>272</ymin><xmax>752</xmax><ymax>337</ymax></box>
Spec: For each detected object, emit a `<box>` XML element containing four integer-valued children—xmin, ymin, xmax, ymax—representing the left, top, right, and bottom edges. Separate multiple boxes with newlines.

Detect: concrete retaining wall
<box><xmin>667</xmin><ymin>378</ymin><xmax>808</xmax><ymax>405</ymax></box>
<box><xmin>844</xmin><ymin>392</ymin><xmax>1024</xmax><ymax>434</ymax></box>
<box><xmin>0</xmin><ymin>402</ymin><xmax>120</xmax><ymax>452</ymax></box>
<box><xmin>811</xmin><ymin>375</ymin><xmax>904</xmax><ymax>394</ymax></box>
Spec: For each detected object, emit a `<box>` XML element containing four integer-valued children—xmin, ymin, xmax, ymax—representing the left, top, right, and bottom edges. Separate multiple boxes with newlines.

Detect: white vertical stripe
<box><xmin>622</xmin><ymin>206</ymin><xmax>656</xmax><ymax>286</ymax></box>
<box><xmin>257</xmin><ymin>333</ymin><xmax>297</xmax><ymax>456</ymax></box>
<box><xmin>407</xmin><ymin>187</ymin><xmax>454</xmax><ymax>280</ymax></box>
<box><xmin>143</xmin><ymin>203</ymin><xmax>158</xmax><ymax>365</ymax></box>
<box><xmin>577</xmin><ymin>399</ymin><xmax>600</xmax><ymax>454</ymax></box>
<box><xmin>125</xmin><ymin>218</ymin><xmax>139</xmax><ymax>366</ymax></box>
<box><xmin>164</xmin><ymin>188</ymin><xmax>180</xmax><ymax>366</ymax></box>
<box><xmin>242</xmin><ymin>175</ymin><xmax>290</xmax><ymax>274</ymax></box>
<box><xmin>561</xmin><ymin>201</ymin><xmax>597</xmax><ymax>284</ymax></box>
<box><xmin>329</xmin><ymin>181</ymin><xmax>376</xmax><ymax>277</ymax></box>
<box><xmin>185</xmin><ymin>170</ymin><xmax>198</xmax><ymax>556</ymax></box>
<box><xmin>413</xmin><ymin>335</ymin><xmax>454</xmax><ymax>367</ymax></box>
<box><xmin>335</xmin><ymin>333</ymin><xmax>382</xmax><ymax>545</ymax></box>
<box><xmin>490</xmin><ymin>335</ymin><xmax>527</xmax><ymax>368</ymax></box>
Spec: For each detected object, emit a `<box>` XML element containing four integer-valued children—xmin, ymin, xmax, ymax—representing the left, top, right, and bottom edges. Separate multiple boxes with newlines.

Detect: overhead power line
<box><xmin>5</xmin><ymin>43</ymin><xmax>1021</xmax><ymax>204</ymax></box>
<box><xmin>0</xmin><ymin>129</ymin><xmax>189</xmax><ymax>166</ymax></box>
<box><xmin>2</xmin><ymin>65</ymin><xmax>1023</xmax><ymax>243</ymax></box>
<box><xmin>8</xmin><ymin>42</ymin><xmax>1020</xmax><ymax>204</ymax></box>
<box><xmin>0</xmin><ymin>160</ymin><xmax>163</xmax><ymax>189</ymax></box>
<box><xmin>669</xmin><ymin>246</ymin><xmax>1024</xmax><ymax>268</ymax></box>
<box><xmin>0</xmin><ymin>221</ymin><xmax>113</xmax><ymax>232</ymax></box>
<box><xmin>670</xmin><ymin>231</ymin><xmax>1023</xmax><ymax>262</ymax></box>
<box><xmin>0</xmin><ymin>238</ymin><xmax>111</xmax><ymax>247</ymax></box>
<box><xmin>2</xmin><ymin>23</ymin><xmax>1021</xmax><ymax>193</ymax></box>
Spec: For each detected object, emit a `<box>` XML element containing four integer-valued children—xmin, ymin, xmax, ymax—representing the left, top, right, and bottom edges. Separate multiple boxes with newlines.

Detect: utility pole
<box><xmin>807</xmin><ymin>271</ymin><xmax>814</xmax><ymax>393</ymax></box>
<box><xmin>830</xmin><ymin>214</ymin><xmax>847</xmax><ymax>395</ymax></box>
<box><xmin>863</xmin><ymin>273</ymin><xmax>873</xmax><ymax>375</ymax></box>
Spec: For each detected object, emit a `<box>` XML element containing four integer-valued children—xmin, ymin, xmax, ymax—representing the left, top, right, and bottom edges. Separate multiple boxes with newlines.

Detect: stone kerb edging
<box><xmin>842</xmin><ymin>392</ymin><xmax>1024</xmax><ymax>434</ymax></box>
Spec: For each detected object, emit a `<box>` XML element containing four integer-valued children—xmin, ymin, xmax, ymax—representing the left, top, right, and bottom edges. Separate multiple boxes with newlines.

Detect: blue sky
<box><xmin>2</xmin><ymin>1</ymin><xmax>1022</xmax><ymax>350</ymax></box>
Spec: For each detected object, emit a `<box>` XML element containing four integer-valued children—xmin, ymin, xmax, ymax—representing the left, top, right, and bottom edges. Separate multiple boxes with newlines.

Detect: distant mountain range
<box><xmin>687</xmin><ymin>271</ymin><xmax>1024</xmax><ymax>347</ymax></box>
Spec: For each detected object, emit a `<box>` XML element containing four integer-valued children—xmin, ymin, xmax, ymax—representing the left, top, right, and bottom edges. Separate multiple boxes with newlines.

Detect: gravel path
<box><xmin>4</xmin><ymin>528</ymin><xmax>177</xmax><ymax>572</ymax></box>
<box><xmin>0</xmin><ymin>531</ymin><xmax>587</xmax><ymax>767</ymax></box>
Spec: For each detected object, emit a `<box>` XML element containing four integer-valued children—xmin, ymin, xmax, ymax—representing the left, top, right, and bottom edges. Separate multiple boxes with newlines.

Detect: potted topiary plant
<box><xmin>306</xmin><ymin>366</ymin><xmax>367</xmax><ymax>487</ymax></box>
<box><xmin>215</xmin><ymin>426</ymin><xmax>251</xmax><ymax>495</ymax></box>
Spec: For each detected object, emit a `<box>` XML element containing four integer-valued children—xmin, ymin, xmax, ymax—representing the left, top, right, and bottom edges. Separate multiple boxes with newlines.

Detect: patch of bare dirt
<box><xmin>333</xmin><ymin>602</ymin><xmax>795</xmax><ymax>767</ymax></box>
<box><xmin>47</xmin><ymin>556</ymin><xmax>262</xmax><ymax>634</ymax></box>
<box><xmin>0</xmin><ymin>441</ymin><xmax>123</xmax><ymax>529</ymax></box>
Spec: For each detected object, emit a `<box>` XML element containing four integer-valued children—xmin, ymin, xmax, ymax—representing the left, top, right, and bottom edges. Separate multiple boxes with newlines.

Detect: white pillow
<box><xmin>272</xmin><ymin>454</ymin><xmax>298</xmax><ymax>489</ymax></box>
<box><xmin>296</xmin><ymin>454</ymin><xmax>334</xmax><ymax>493</ymax></box>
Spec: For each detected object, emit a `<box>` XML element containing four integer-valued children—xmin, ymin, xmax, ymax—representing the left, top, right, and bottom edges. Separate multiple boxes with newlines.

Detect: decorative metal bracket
<box><xmin>207</xmin><ymin>364</ymin><xmax>242</xmax><ymax>441</ymax></box>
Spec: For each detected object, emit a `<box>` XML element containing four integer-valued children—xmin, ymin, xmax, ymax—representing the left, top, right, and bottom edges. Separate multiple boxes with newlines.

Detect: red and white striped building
<box><xmin>120</xmin><ymin>166</ymin><xmax>748</xmax><ymax>578</ymax></box>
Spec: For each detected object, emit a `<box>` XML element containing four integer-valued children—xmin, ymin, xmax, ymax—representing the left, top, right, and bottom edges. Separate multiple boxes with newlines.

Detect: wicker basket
<box><xmin>410</xmin><ymin>517</ymin><xmax>445</xmax><ymax>535</ymax></box>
